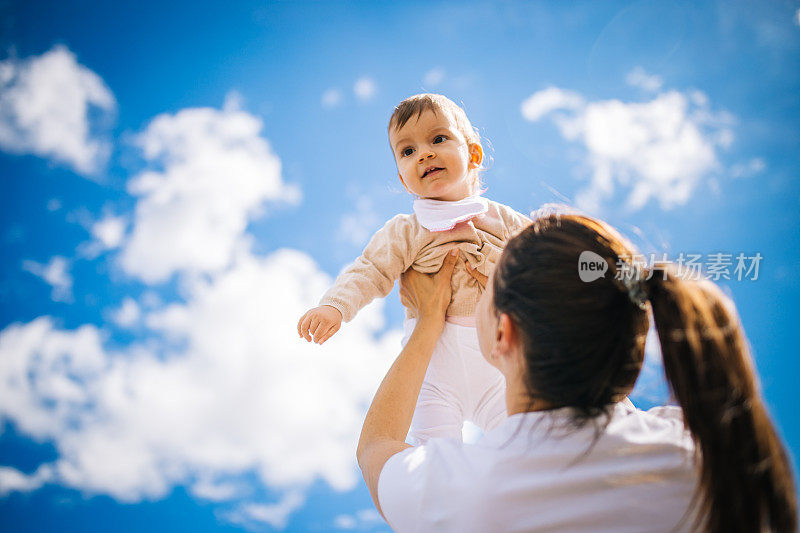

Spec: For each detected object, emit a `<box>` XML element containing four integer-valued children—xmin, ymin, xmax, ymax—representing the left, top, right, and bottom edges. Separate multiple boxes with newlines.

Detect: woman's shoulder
<box><xmin>379</xmin><ymin>437</ymin><xmax>491</xmax><ymax>496</ymax></box>
<box><xmin>378</xmin><ymin>439</ymin><xmax>481</xmax><ymax>530</ymax></box>
<box><xmin>643</xmin><ymin>404</ymin><xmax>687</xmax><ymax>423</ymax></box>
<box><xmin>381</xmin><ymin>437</ymin><xmax>478</xmax><ymax>477</ymax></box>
<box><xmin>608</xmin><ymin>401</ymin><xmax>693</xmax><ymax>451</ymax></box>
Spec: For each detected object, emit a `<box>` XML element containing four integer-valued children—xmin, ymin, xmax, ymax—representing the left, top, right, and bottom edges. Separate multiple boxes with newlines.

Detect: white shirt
<box><xmin>378</xmin><ymin>401</ymin><xmax>698</xmax><ymax>532</ymax></box>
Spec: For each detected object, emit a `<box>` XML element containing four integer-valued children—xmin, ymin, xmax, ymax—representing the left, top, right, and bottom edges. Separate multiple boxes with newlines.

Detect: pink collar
<box><xmin>413</xmin><ymin>196</ymin><xmax>489</xmax><ymax>232</ymax></box>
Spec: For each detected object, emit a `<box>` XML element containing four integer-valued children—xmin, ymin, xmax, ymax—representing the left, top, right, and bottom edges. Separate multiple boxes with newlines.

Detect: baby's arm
<box><xmin>297</xmin><ymin>215</ymin><xmax>416</xmax><ymax>344</ymax></box>
<box><xmin>505</xmin><ymin>205</ymin><xmax>532</xmax><ymax>235</ymax></box>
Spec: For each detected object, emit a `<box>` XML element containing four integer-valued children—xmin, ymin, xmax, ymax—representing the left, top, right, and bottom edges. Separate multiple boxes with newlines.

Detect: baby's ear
<box><xmin>468</xmin><ymin>143</ymin><xmax>484</xmax><ymax>168</ymax></box>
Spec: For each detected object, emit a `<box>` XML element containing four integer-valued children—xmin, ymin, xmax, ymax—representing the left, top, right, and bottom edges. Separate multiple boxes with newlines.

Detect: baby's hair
<box><xmin>388</xmin><ymin>93</ymin><xmax>485</xmax><ymax>195</ymax></box>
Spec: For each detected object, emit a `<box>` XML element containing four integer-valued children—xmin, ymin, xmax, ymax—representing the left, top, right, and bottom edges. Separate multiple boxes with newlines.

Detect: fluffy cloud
<box><xmin>625</xmin><ymin>67</ymin><xmax>663</xmax><ymax>92</ymax></box>
<box><xmin>109</xmin><ymin>297</ymin><xmax>141</xmax><ymax>328</ymax></box>
<box><xmin>78</xmin><ymin>213</ymin><xmax>127</xmax><ymax>259</ymax></box>
<box><xmin>226</xmin><ymin>491</ymin><xmax>305</xmax><ymax>529</ymax></box>
<box><xmin>0</xmin><ymin>85</ymin><xmax>398</xmax><ymax>528</ymax></box>
<box><xmin>334</xmin><ymin>513</ymin><xmax>358</xmax><ymax>529</ymax></box>
<box><xmin>332</xmin><ymin>509</ymin><xmax>383</xmax><ymax>530</ymax></box>
<box><xmin>521</xmin><ymin>86</ymin><xmax>585</xmax><ymax>122</ymax></box>
<box><xmin>0</xmin><ymin>45</ymin><xmax>115</xmax><ymax>175</ymax></box>
<box><xmin>0</xmin><ymin>464</ymin><xmax>54</xmax><ymax>496</ymax></box>
<box><xmin>521</xmin><ymin>78</ymin><xmax>734</xmax><ymax>212</ymax></box>
<box><xmin>0</xmin><ymin>246</ymin><xmax>399</xmax><ymax>521</ymax></box>
<box><xmin>91</xmin><ymin>213</ymin><xmax>126</xmax><ymax>249</ymax></box>
<box><xmin>730</xmin><ymin>157</ymin><xmax>766</xmax><ymax>179</ymax></box>
<box><xmin>118</xmin><ymin>97</ymin><xmax>300</xmax><ymax>284</ymax></box>
<box><xmin>21</xmin><ymin>255</ymin><xmax>73</xmax><ymax>302</ymax></box>
<box><xmin>353</xmin><ymin>77</ymin><xmax>376</xmax><ymax>101</ymax></box>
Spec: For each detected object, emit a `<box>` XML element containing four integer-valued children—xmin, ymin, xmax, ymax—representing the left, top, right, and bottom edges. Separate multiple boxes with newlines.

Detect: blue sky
<box><xmin>0</xmin><ymin>0</ymin><xmax>798</xmax><ymax>531</ymax></box>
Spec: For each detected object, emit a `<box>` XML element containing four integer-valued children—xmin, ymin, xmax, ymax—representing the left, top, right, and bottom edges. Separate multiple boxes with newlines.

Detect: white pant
<box><xmin>402</xmin><ymin>318</ymin><xmax>507</xmax><ymax>444</ymax></box>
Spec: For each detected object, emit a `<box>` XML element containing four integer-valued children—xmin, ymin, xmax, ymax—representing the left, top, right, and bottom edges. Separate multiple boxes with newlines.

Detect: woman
<box><xmin>356</xmin><ymin>209</ymin><xmax>797</xmax><ymax>532</ymax></box>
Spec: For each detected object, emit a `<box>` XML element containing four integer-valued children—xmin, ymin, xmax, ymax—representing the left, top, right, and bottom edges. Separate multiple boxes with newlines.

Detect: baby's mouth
<box><xmin>422</xmin><ymin>167</ymin><xmax>444</xmax><ymax>178</ymax></box>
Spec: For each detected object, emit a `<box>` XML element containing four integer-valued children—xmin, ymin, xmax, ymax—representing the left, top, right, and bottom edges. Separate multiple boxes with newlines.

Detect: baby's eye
<box><xmin>433</xmin><ymin>135</ymin><xmax>447</xmax><ymax>144</ymax></box>
<box><xmin>401</xmin><ymin>147</ymin><xmax>414</xmax><ymax>157</ymax></box>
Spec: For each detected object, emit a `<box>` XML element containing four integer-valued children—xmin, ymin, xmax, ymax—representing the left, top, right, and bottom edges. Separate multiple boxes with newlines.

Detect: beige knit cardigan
<box><xmin>320</xmin><ymin>200</ymin><xmax>531</xmax><ymax>322</ymax></box>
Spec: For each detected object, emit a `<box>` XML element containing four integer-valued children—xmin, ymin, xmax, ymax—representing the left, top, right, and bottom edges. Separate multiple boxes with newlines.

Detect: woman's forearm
<box><xmin>356</xmin><ymin>251</ymin><xmax>458</xmax><ymax>516</ymax></box>
<box><xmin>357</xmin><ymin>316</ymin><xmax>443</xmax><ymax>449</ymax></box>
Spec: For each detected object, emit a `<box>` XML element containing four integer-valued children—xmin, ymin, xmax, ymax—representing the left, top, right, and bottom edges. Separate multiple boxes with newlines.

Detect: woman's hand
<box><xmin>399</xmin><ymin>248</ymin><xmax>460</xmax><ymax>324</ymax></box>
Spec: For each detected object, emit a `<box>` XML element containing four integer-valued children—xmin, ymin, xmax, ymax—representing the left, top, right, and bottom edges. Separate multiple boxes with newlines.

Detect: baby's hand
<box><xmin>297</xmin><ymin>305</ymin><xmax>343</xmax><ymax>344</ymax></box>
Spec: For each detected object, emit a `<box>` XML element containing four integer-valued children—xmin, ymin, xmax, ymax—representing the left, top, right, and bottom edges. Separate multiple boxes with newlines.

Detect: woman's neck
<box><xmin>505</xmin><ymin>378</ymin><xmax>555</xmax><ymax>416</ymax></box>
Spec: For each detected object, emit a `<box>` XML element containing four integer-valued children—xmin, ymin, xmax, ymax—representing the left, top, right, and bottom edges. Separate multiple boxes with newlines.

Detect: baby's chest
<box><xmin>413</xmin><ymin>228</ymin><xmax>507</xmax><ymax>274</ymax></box>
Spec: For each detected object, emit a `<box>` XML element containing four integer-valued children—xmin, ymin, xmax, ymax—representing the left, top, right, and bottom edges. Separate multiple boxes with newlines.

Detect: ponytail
<box><xmin>646</xmin><ymin>266</ymin><xmax>797</xmax><ymax>532</ymax></box>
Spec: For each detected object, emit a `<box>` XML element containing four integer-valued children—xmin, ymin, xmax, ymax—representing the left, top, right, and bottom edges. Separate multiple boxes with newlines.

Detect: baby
<box><xmin>297</xmin><ymin>93</ymin><xmax>530</xmax><ymax>443</ymax></box>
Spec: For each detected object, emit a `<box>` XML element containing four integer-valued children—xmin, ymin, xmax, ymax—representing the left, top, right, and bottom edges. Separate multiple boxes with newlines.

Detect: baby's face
<box><xmin>389</xmin><ymin>109</ymin><xmax>479</xmax><ymax>201</ymax></box>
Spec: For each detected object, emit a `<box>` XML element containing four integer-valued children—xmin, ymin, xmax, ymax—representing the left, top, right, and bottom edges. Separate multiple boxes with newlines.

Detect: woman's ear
<box><xmin>494</xmin><ymin>313</ymin><xmax>518</xmax><ymax>358</ymax></box>
<box><xmin>493</xmin><ymin>313</ymin><xmax>529</xmax><ymax>377</ymax></box>
<box><xmin>468</xmin><ymin>143</ymin><xmax>484</xmax><ymax>169</ymax></box>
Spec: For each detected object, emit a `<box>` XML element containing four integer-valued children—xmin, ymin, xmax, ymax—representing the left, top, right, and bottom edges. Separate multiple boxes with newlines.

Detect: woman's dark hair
<box><xmin>492</xmin><ymin>207</ymin><xmax>797</xmax><ymax>532</ymax></box>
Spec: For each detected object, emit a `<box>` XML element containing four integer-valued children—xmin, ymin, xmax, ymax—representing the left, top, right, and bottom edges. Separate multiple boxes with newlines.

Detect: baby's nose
<box><xmin>417</xmin><ymin>151</ymin><xmax>435</xmax><ymax>163</ymax></box>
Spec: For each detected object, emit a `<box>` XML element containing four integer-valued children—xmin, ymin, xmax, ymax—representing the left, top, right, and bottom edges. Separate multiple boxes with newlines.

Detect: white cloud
<box><xmin>520</xmin><ymin>86</ymin><xmax>585</xmax><ymax>122</ymax></box>
<box><xmin>189</xmin><ymin>476</ymin><xmax>241</xmax><ymax>501</ymax></box>
<box><xmin>333</xmin><ymin>508</ymin><xmax>383</xmax><ymax>530</ymax></box>
<box><xmin>0</xmin><ymin>91</ymin><xmax>401</xmax><ymax>529</ymax></box>
<box><xmin>355</xmin><ymin>508</ymin><xmax>383</xmax><ymax>524</ymax></box>
<box><xmin>110</xmin><ymin>297</ymin><xmax>141</xmax><ymax>328</ymax></box>
<box><xmin>118</xmin><ymin>100</ymin><xmax>301</xmax><ymax>284</ymax></box>
<box><xmin>0</xmin><ymin>317</ymin><xmax>108</xmax><ymax>441</ymax></box>
<box><xmin>625</xmin><ymin>67</ymin><xmax>663</xmax><ymax>92</ymax></box>
<box><xmin>521</xmin><ymin>86</ymin><xmax>734</xmax><ymax>212</ymax></box>
<box><xmin>730</xmin><ymin>157</ymin><xmax>766</xmax><ymax>179</ymax></box>
<box><xmin>78</xmin><ymin>212</ymin><xmax>127</xmax><ymax>259</ymax></box>
<box><xmin>338</xmin><ymin>196</ymin><xmax>379</xmax><ymax>247</ymax></box>
<box><xmin>0</xmin><ymin>464</ymin><xmax>54</xmax><ymax>496</ymax></box>
<box><xmin>21</xmin><ymin>255</ymin><xmax>73</xmax><ymax>302</ymax></box>
<box><xmin>92</xmin><ymin>214</ymin><xmax>126</xmax><ymax>249</ymax></box>
<box><xmin>0</xmin><ymin>45</ymin><xmax>115</xmax><ymax>175</ymax></box>
<box><xmin>229</xmin><ymin>492</ymin><xmax>305</xmax><ymax>529</ymax></box>
<box><xmin>423</xmin><ymin>67</ymin><xmax>445</xmax><ymax>88</ymax></box>
<box><xmin>334</xmin><ymin>514</ymin><xmax>357</xmax><ymax>529</ymax></box>
<box><xmin>322</xmin><ymin>88</ymin><xmax>342</xmax><ymax>109</ymax></box>
<box><xmin>796</xmin><ymin>8</ymin><xmax>800</xmax><ymax>26</ymax></box>
<box><xmin>0</xmin><ymin>247</ymin><xmax>399</xmax><ymax>523</ymax></box>
<box><xmin>353</xmin><ymin>77</ymin><xmax>377</xmax><ymax>101</ymax></box>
